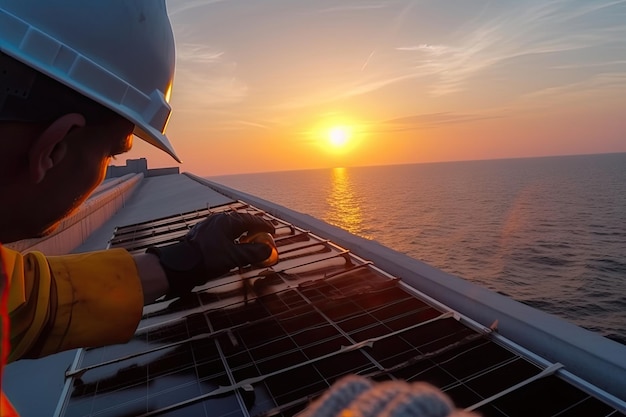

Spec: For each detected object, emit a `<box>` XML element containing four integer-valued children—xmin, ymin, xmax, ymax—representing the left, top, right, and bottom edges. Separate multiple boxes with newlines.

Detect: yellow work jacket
<box><xmin>0</xmin><ymin>245</ymin><xmax>144</xmax><ymax>416</ymax></box>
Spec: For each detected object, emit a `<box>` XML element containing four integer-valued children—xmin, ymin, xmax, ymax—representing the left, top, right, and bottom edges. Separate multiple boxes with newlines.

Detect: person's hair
<box><xmin>1</xmin><ymin>51</ymin><xmax>119</xmax><ymax>126</ymax></box>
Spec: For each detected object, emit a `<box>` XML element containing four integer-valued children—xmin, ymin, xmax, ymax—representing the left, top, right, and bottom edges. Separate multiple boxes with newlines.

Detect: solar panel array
<box><xmin>56</xmin><ymin>202</ymin><xmax>624</xmax><ymax>417</ymax></box>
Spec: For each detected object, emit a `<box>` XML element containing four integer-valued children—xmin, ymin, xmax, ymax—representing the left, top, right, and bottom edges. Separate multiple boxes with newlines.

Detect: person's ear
<box><xmin>28</xmin><ymin>113</ymin><xmax>86</xmax><ymax>184</ymax></box>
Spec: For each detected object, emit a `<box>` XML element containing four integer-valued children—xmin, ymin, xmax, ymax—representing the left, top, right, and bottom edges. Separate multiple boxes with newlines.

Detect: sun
<box><xmin>328</xmin><ymin>126</ymin><xmax>351</xmax><ymax>148</ymax></box>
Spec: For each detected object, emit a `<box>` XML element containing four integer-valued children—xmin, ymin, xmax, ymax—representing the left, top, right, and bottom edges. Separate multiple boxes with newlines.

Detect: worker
<box><xmin>0</xmin><ymin>2</ymin><xmax>472</xmax><ymax>416</ymax></box>
<box><xmin>0</xmin><ymin>1</ymin><xmax>273</xmax><ymax>415</ymax></box>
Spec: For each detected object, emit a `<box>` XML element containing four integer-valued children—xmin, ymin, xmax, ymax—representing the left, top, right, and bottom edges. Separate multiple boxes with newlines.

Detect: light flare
<box><xmin>328</xmin><ymin>126</ymin><xmax>351</xmax><ymax>148</ymax></box>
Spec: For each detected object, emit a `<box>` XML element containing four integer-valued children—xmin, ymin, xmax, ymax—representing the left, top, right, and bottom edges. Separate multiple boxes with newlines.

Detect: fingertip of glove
<box><xmin>252</xmin><ymin>241</ymin><xmax>273</xmax><ymax>259</ymax></box>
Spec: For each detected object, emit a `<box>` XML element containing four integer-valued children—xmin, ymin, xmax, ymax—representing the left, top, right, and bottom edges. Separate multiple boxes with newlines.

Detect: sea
<box><xmin>209</xmin><ymin>152</ymin><xmax>626</xmax><ymax>345</ymax></box>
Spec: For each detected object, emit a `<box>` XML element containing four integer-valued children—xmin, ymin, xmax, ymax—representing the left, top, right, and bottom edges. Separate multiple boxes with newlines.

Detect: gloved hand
<box><xmin>146</xmin><ymin>212</ymin><xmax>275</xmax><ymax>297</ymax></box>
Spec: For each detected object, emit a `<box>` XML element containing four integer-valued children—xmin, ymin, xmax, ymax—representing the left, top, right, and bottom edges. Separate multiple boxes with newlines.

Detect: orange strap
<box><xmin>1</xmin><ymin>246</ymin><xmax>19</xmax><ymax>416</ymax></box>
<box><xmin>0</xmin><ymin>394</ymin><xmax>18</xmax><ymax>417</ymax></box>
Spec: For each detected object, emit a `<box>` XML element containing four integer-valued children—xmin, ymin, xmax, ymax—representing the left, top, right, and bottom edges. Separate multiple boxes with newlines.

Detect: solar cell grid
<box><xmin>112</xmin><ymin>221</ymin><xmax>189</xmax><ymax>242</ymax></box>
<box><xmin>55</xmin><ymin>202</ymin><xmax>624</xmax><ymax>417</ymax></box>
<box><xmin>112</xmin><ymin>229</ymin><xmax>187</xmax><ymax>250</ymax></box>
<box><xmin>486</xmin><ymin>375</ymin><xmax>606</xmax><ymax>416</ymax></box>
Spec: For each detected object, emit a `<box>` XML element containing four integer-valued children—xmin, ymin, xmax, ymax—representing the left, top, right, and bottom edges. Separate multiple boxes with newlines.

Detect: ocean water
<box><xmin>210</xmin><ymin>153</ymin><xmax>626</xmax><ymax>344</ymax></box>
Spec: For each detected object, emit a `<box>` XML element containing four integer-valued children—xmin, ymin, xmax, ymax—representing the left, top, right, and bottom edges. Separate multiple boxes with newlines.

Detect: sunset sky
<box><xmin>118</xmin><ymin>0</ymin><xmax>626</xmax><ymax>176</ymax></box>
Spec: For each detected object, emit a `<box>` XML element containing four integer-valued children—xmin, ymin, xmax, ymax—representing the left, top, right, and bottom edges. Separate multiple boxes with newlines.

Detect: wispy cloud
<box><xmin>313</xmin><ymin>3</ymin><xmax>389</xmax><ymax>14</ymax></box>
<box><xmin>360</xmin><ymin>51</ymin><xmax>376</xmax><ymax>71</ymax></box>
<box><xmin>550</xmin><ymin>60</ymin><xmax>626</xmax><ymax>70</ymax></box>
<box><xmin>176</xmin><ymin>43</ymin><xmax>224</xmax><ymax>64</ymax></box>
<box><xmin>515</xmin><ymin>71</ymin><xmax>626</xmax><ymax>106</ymax></box>
<box><xmin>168</xmin><ymin>0</ymin><xmax>231</xmax><ymax>17</ymax></box>
<box><xmin>234</xmin><ymin>120</ymin><xmax>270</xmax><ymax>129</ymax></box>
<box><xmin>174</xmin><ymin>43</ymin><xmax>248</xmax><ymax>109</ymax></box>
<box><xmin>379</xmin><ymin>112</ymin><xmax>500</xmax><ymax>132</ymax></box>
<box><xmin>174</xmin><ymin>72</ymin><xmax>248</xmax><ymax>110</ymax></box>
<box><xmin>396</xmin><ymin>44</ymin><xmax>452</xmax><ymax>55</ymax></box>
<box><xmin>269</xmin><ymin>69</ymin><xmax>419</xmax><ymax>111</ymax></box>
<box><xmin>171</xmin><ymin>0</ymin><xmax>626</xmax><ymax>118</ymax></box>
<box><xmin>274</xmin><ymin>0</ymin><xmax>626</xmax><ymax>111</ymax></box>
<box><xmin>394</xmin><ymin>0</ymin><xmax>626</xmax><ymax>96</ymax></box>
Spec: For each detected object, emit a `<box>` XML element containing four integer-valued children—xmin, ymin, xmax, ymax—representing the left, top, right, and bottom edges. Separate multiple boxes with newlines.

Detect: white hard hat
<box><xmin>0</xmin><ymin>0</ymin><xmax>180</xmax><ymax>162</ymax></box>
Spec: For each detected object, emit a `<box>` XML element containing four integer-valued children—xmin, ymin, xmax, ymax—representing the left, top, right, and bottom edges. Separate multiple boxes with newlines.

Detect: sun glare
<box><xmin>328</xmin><ymin>126</ymin><xmax>351</xmax><ymax>148</ymax></box>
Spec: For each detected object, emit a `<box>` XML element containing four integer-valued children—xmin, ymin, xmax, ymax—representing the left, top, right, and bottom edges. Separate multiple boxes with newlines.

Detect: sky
<box><xmin>118</xmin><ymin>0</ymin><xmax>626</xmax><ymax>176</ymax></box>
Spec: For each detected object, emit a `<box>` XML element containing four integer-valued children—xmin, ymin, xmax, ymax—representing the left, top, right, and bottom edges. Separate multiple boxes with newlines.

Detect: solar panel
<box><xmin>55</xmin><ymin>202</ymin><xmax>624</xmax><ymax>417</ymax></box>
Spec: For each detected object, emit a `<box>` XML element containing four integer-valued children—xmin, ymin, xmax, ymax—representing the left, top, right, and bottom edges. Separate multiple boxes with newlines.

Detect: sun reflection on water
<box><xmin>326</xmin><ymin>167</ymin><xmax>364</xmax><ymax>236</ymax></box>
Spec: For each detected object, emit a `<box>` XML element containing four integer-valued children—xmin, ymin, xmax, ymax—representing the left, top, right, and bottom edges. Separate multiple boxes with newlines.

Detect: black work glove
<box><xmin>146</xmin><ymin>212</ymin><xmax>275</xmax><ymax>297</ymax></box>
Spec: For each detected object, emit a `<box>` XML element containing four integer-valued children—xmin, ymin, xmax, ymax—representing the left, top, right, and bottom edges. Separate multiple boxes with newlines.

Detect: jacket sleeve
<box><xmin>2</xmin><ymin>246</ymin><xmax>144</xmax><ymax>363</ymax></box>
